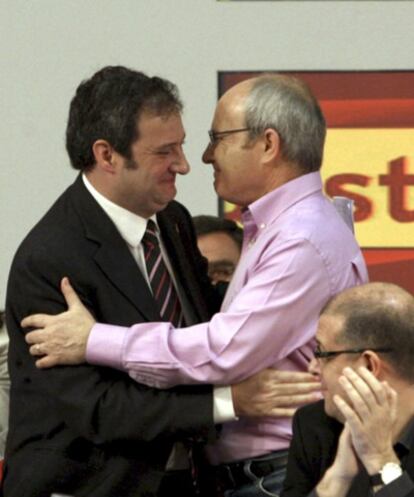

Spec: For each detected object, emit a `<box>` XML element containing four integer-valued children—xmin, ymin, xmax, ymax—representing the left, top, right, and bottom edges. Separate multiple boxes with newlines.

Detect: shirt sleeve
<box><xmin>87</xmin><ymin>237</ymin><xmax>334</xmax><ymax>387</ymax></box>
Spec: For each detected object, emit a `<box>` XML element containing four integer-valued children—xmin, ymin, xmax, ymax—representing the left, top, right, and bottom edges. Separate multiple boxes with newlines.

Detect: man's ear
<box><xmin>262</xmin><ymin>128</ymin><xmax>281</xmax><ymax>162</ymax></box>
<box><xmin>92</xmin><ymin>140</ymin><xmax>116</xmax><ymax>174</ymax></box>
<box><xmin>362</xmin><ymin>350</ymin><xmax>382</xmax><ymax>377</ymax></box>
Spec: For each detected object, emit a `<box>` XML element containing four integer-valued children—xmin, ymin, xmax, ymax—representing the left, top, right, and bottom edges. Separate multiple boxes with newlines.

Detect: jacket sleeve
<box><xmin>6</xmin><ymin>243</ymin><xmax>216</xmax><ymax>447</ymax></box>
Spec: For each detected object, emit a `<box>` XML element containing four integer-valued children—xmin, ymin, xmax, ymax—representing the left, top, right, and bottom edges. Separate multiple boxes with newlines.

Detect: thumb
<box><xmin>61</xmin><ymin>277</ymin><xmax>82</xmax><ymax>310</ymax></box>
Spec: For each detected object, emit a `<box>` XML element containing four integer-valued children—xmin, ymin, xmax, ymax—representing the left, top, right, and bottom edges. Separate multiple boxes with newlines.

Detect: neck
<box><xmin>264</xmin><ymin>160</ymin><xmax>304</xmax><ymax>194</ymax></box>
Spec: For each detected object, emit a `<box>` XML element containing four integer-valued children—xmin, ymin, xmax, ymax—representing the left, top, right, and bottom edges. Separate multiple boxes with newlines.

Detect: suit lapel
<box><xmin>70</xmin><ymin>175</ymin><xmax>161</xmax><ymax>322</ymax></box>
<box><xmin>93</xmin><ymin>242</ymin><xmax>161</xmax><ymax>322</ymax></box>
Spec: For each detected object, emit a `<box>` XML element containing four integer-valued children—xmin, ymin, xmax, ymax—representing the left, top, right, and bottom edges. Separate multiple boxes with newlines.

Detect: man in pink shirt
<box><xmin>24</xmin><ymin>74</ymin><xmax>368</xmax><ymax>496</ymax></box>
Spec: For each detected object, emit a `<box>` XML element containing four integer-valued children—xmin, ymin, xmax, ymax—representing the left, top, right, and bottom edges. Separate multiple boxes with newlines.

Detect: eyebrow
<box><xmin>154</xmin><ymin>137</ymin><xmax>186</xmax><ymax>149</ymax></box>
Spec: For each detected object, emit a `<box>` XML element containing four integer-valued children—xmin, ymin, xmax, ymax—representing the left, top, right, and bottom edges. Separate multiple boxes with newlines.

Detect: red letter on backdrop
<box><xmin>325</xmin><ymin>173</ymin><xmax>373</xmax><ymax>222</ymax></box>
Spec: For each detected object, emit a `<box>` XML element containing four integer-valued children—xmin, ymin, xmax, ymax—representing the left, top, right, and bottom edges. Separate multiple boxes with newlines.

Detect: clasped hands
<box><xmin>318</xmin><ymin>367</ymin><xmax>399</xmax><ymax>497</ymax></box>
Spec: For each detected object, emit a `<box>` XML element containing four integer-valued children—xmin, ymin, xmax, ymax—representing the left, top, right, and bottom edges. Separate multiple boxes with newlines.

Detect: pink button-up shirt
<box><xmin>87</xmin><ymin>172</ymin><xmax>368</xmax><ymax>463</ymax></box>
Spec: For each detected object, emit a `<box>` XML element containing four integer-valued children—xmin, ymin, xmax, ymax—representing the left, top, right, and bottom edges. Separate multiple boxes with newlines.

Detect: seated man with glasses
<box><xmin>281</xmin><ymin>282</ymin><xmax>414</xmax><ymax>497</ymax></box>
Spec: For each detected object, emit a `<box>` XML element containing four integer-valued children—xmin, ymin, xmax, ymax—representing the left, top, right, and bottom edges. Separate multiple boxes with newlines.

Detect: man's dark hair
<box><xmin>192</xmin><ymin>215</ymin><xmax>243</xmax><ymax>250</ymax></box>
<box><xmin>66</xmin><ymin>65</ymin><xmax>183</xmax><ymax>171</ymax></box>
<box><xmin>323</xmin><ymin>282</ymin><xmax>414</xmax><ymax>382</ymax></box>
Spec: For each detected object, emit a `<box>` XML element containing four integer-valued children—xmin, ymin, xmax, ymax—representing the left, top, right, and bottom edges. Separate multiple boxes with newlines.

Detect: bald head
<box><xmin>325</xmin><ymin>282</ymin><xmax>413</xmax><ymax>315</ymax></box>
<box><xmin>220</xmin><ymin>78</ymin><xmax>254</xmax><ymax>106</ymax></box>
<box><xmin>322</xmin><ymin>282</ymin><xmax>414</xmax><ymax>381</ymax></box>
<box><xmin>221</xmin><ymin>74</ymin><xmax>326</xmax><ymax>173</ymax></box>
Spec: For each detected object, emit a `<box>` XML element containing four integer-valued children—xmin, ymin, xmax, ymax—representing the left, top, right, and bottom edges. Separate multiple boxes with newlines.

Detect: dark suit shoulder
<box><xmin>294</xmin><ymin>400</ymin><xmax>340</xmax><ymax>431</ymax></box>
<box><xmin>292</xmin><ymin>400</ymin><xmax>342</xmax><ymax>462</ymax></box>
<box><xmin>162</xmin><ymin>199</ymin><xmax>192</xmax><ymax>219</ymax></box>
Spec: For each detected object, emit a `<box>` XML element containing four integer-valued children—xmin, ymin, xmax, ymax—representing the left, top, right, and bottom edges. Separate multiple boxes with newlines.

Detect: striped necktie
<box><xmin>142</xmin><ymin>220</ymin><xmax>183</xmax><ymax>327</ymax></box>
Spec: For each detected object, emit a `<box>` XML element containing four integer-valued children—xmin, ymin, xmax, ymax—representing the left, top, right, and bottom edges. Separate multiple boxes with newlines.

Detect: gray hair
<box><xmin>244</xmin><ymin>74</ymin><xmax>326</xmax><ymax>173</ymax></box>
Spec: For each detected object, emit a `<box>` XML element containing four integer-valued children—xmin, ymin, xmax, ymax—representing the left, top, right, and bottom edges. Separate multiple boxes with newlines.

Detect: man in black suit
<box><xmin>3</xmin><ymin>66</ymin><xmax>224</xmax><ymax>497</ymax></box>
<box><xmin>281</xmin><ymin>282</ymin><xmax>414</xmax><ymax>497</ymax></box>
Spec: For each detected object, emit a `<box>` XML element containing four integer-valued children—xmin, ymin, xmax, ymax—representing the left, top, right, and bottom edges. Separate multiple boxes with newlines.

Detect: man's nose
<box><xmin>173</xmin><ymin>148</ymin><xmax>190</xmax><ymax>175</ymax></box>
<box><xmin>308</xmin><ymin>356</ymin><xmax>321</xmax><ymax>377</ymax></box>
<box><xmin>202</xmin><ymin>143</ymin><xmax>214</xmax><ymax>164</ymax></box>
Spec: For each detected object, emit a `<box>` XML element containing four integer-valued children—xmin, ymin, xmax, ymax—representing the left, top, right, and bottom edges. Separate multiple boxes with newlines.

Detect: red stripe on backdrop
<box><xmin>364</xmin><ymin>249</ymin><xmax>414</xmax><ymax>265</ymax></box>
<box><xmin>219</xmin><ymin>72</ymin><xmax>414</xmax><ymax>100</ymax></box>
<box><xmin>364</xmin><ymin>249</ymin><xmax>414</xmax><ymax>293</ymax></box>
<box><xmin>321</xmin><ymin>99</ymin><xmax>414</xmax><ymax>127</ymax></box>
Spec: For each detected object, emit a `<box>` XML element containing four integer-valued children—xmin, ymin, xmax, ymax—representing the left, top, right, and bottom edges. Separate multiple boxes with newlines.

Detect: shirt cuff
<box><xmin>213</xmin><ymin>386</ymin><xmax>237</xmax><ymax>424</ymax></box>
<box><xmin>375</xmin><ymin>472</ymin><xmax>414</xmax><ymax>496</ymax></box>
<box><xmin>86</xmin><ymin>323</ymin><xmax>127</xmax><ymax>370</ymax></box>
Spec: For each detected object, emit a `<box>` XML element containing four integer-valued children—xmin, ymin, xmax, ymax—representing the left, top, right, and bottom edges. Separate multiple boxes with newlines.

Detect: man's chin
<box><xmin>157</xmin><ymin>189</ymin><xmax>177</xmax><ymax>207</ymax></box>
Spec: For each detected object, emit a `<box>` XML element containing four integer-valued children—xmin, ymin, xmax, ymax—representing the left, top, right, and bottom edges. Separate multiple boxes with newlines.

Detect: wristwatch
<box><xmin>369</xmin><ymin>462</ymin><xmax>403</xmax><ymax>486</ymax></box>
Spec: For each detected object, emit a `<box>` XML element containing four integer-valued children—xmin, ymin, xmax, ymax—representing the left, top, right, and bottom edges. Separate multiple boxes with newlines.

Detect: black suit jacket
<box><xmin>281</xmin><ymin>400</ymin><xmax>414</xmax><ymax>497</ymax></box>
<box><xmin>3</xmin><ymin>175</ymin><xmax>221</xmax><ymax>497</ymax></box>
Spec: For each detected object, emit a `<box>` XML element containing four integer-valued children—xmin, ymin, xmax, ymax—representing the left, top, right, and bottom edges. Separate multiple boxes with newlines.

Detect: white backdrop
<box><xmin>1</xmin><ymin>0</ymin><xmax>414</xmax><ymax>305</ymax></box>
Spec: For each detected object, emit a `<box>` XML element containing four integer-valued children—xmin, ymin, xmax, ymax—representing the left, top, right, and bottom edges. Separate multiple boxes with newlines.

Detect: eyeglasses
<box><xmin>314</xmin><ymin>345</ymin><xmax>394</xmax><ymax>360</ymax></box>
<box><xmin>208</xmin><ymin>127</ymin><xmax>251</xmax><ymax>146</ymax></box>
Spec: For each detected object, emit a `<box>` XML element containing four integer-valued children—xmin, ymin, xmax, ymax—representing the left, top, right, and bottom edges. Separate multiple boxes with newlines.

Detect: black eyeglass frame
<box><xmin>314</xmin><ymin>346</ymin><xmax>394</xmax><ymax>360</ymax></box>
<box><xmin>208</xmin><ymin>127</ymin><xmax>251</xmax><ymax>146</ymax></box>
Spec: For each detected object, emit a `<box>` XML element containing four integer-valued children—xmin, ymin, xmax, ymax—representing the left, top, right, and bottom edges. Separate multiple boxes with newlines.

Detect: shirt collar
<box><xmin>241</xmin><ymin>171</ymin><xmax>323</xmax><ymax>231</ymax></box>
<box><xmin>82</xmin><ymin>174</ymin><xmax>156</xmax><ymax>247</ymax></box>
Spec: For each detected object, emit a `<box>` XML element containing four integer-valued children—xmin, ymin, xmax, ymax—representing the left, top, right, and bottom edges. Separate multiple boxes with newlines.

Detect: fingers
<box><xmin>338</xmin><ymin>375</ymin><xmax>370</xmax><ymax>422</ymax></box>
<box><xmin>268</xmin><ymin>407</ymin><xmax>297</xmax><ymax>418</ymax></box>
<box><xmin>339</xmin><ymin>367</ymin><xmax>390</xmax><ymax>416</ymax></box>
<box><xmin>21</xmin><ymin>278</ymin><xmax>78</xmax><ymax>330</ymax></box>
<box><xmin>334</xmin><ymin>367</ymin><xmax>397</xmax><ymax>430</ymax></box>
<box><xmin>355</xmin><ymin>367</ymin><xmax>388</xmax><ymax>405</ymax></box>
<box><xmin>25</xmin><ymin>329</ymin><xmax>49</xmax><ymax>345</ymax></box>
<box><xmin>61</xmin><ymin>277</ymin><xmax>82</xmax><ymax>309</ymax></box>
<box><xmin>248</xmin><ymin>391</ymin><xmax>322</xmax><ymax>417</ymax></box>
<box><xmin>264</xmin><ymin>369</ymin><xmax>321</xmax><ymax>384</ymax></box>
<box><xmin>336</xmin><ymin>423</ymin><xmax>355</xmax><ymax>456</ymax></box>
<box><xmin>253</xmin><ymin>375</ymin><xmax>321</xmax><ymax>392</ymax></box>
<box><xmin>21</xmin><ymin>314</ymin><xmax>51</xmax><ymax>330</ymax></box>
<box><xmin>333</xmin><ymin>394</ymin><xmax>360</xmax><ymax>426</ymax></box>
<box><xmin>268</xmin><ymin>392</ymin><xmax>322</xmax><ymax>407</ymax></box>
<box><xmin>29</xmin><ymin>343</ymin><xmax>43</xmax><ymax>356</ymax></box>
<box><xmin>270</xmin><ymin>381</ymin><xmax>322</xmax><ymax>395</ymax></box>
<box><xmin>35</xmin><ymin>355</ymin><xmax>60</xmax><ymax>369</ymax></box>
<box><xmin>27</xmin><ymin>336</ymin><xmax>58</xmax><ymax>368</ymax></box>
